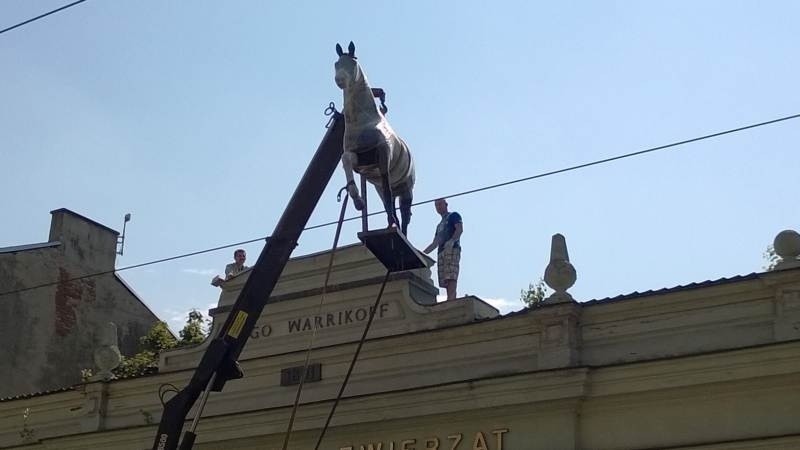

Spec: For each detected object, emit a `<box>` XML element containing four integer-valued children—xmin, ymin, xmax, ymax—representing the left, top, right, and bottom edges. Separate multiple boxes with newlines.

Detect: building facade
<box><xmin>0</xmin><ymin>233</ymin><xmax>799</xmax><ymax>449</ymax></box>
<box><xmin>0</xmin><ymin>209</ymin><xmax>161</xmax><ymax>399</ymax></box>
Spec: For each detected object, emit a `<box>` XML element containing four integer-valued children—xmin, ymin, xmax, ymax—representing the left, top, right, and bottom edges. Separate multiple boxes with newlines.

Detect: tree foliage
<box><xmin>113</xmin><ymin>310</ymin><xmax>209</xmax><ymax>378</ymax></box>
<box><xmin>143</xmin><ymin>321</ymin><xmax>178</xmax><ymax>352</ymax></box>
<box><xmin>179</xmin><ymin>310</ymin><xmax>207</xmax><ymax>345</ymax></box>
<box><xmin>520</xmin><ymin>278</ymin><xmax>548</xmax><ymax>307</ymax></box>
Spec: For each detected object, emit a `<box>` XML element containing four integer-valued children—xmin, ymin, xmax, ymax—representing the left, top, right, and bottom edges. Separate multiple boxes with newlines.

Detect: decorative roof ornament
<box><xmin>773</xmin><ymin>229</ymin><xmax>800</xmax><ymax>271</ymax></box>
<box><xmin>544</xmin><ymin>233</ymin><xmax>577</xmax><ymax>303</ymax></box>
<box><xmin>92</xmin><ymin>322</ymin><xmax>122</xmax><ymax>381</ymax></box>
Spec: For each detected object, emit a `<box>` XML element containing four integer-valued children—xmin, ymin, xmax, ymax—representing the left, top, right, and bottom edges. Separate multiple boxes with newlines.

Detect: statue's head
<box><xmin>334</xmin><ymin>41</ymin><xmax>360</xmax><ymax>89</ymax></box>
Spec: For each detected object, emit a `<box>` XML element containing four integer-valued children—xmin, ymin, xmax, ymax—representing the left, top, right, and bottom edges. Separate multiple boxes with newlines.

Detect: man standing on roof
<box><xmin>423</xmin><ymin>198</ymin><xmax>463</xmax><ymax>300</ymax></box>
<box><xmin>225</xmin><ymin>249</ymin><xmax>249</xmax><ymax>279</ymax></box>
<box><xmin>211</xmin><ymin>249</ymin><xmax>249</xmax><ymax>287</ymax></box>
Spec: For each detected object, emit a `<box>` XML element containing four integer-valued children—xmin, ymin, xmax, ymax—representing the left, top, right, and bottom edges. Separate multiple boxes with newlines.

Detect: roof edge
<box><xmin>0</xmin><ymin>241</ymin><xmax>61</xmax><ymax>255</ymax></box>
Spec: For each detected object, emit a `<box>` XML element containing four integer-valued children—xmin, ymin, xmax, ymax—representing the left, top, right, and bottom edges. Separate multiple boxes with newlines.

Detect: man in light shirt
<box><xmin>211</xmin><ymin>249</ymin><xmax>249</xmax><ymax>287</ymax></box>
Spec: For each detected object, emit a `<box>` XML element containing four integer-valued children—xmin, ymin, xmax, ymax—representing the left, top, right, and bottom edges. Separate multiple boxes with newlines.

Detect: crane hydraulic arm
<box><xmin>153</xmin><ymin>110</ymin><xmax>345</xmax><ymax>450</ymax></box>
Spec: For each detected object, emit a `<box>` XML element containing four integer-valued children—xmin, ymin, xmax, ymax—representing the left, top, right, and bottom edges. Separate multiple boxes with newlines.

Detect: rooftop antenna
<box><xmin>117</xmin><ymin>213</ymin><xmax>131</xmax><ymax>256</ymax></box>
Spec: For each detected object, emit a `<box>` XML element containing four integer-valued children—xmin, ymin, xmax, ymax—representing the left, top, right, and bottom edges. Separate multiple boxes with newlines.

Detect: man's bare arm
<box><xmin>444</xmin><ymin>223</ymin><xmax>463</xmax><ymax>249</ymax></box>
<box><xmin>423</xmin><ymin>239</ymin><xmax>438</xmax><ymax>254</ymax></box>
<box><xmin>450</xmin><ymin>222</ymin><xmax>463</xmax><ymax>242</ymax></box>
<box><xmin>423</xmin><ymin>230</ymin><xmax>439</xmax><ymax>254</ymax></box>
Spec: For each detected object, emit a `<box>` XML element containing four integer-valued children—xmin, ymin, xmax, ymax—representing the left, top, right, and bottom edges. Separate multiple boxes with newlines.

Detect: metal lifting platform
<box><xmin>358</xmin><ymin>227</ymin><xmax>429</xmax><ymax>273</ymax></box>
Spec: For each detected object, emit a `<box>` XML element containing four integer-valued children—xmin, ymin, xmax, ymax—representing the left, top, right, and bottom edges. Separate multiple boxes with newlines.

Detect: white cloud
<box><xmin>181</xmin><ymin>268</ymin><xmax>217</xmax><ymax>276</ymax></box>
<box><xmin>436</xmin><ymin>294</ymin><xmax>521</xmax><ymax>315</ymax></box>
<box><xmin>481</xmin><ymin>297</ymin><xmax>522</xmax><ymax>314</ymax></box>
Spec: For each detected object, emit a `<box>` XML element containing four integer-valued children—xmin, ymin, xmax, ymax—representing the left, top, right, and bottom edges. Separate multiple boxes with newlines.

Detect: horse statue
<box><xmin>334</xmin><ymin>41</ymin><xmax>415</xmax><ymax>235</ymax></box>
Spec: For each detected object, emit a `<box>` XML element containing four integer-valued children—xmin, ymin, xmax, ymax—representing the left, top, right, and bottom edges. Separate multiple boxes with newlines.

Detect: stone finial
<box><xmin>92</xmin><ymin>322</ymin><xmax>121</xmax><ymax>381</ymax></box>
<box><xmin>544</xmin><ymin>234</ymin><xmax>577</xmax><ymax>303</ymax></box>
<box><xmin>773</xmin><ymin>229</ymin><xmax>800</xmax><ymax>270</ymax></box>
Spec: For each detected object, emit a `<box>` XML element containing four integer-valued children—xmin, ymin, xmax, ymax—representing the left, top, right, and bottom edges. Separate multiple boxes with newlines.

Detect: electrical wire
<box><xmin>0</xmin><ymin>236</ymin><xmax>268</xmax><ymax>297</ymax></box>
<box><xmin>1</xmin><ymin>111</ymin><xmax>798</xmax><ymax>299</ymax></box>
<box><xmin>0</xmin><ymin>0</ymin><xmax>89</xmax><ymax>35</ymax></box>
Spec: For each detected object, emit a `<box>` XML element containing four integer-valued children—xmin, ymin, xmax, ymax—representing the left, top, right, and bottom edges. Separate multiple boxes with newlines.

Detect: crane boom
<box><xmin>153</xmin><ymin>111</ymin><xmax>345</xmax><ymax>450</ymax></box>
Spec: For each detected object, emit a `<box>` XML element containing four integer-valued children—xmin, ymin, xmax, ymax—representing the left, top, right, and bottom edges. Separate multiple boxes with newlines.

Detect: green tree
<box><xmin>114</xmin><ymin>321</ymin><xmax>176</xmax><ymax>377</ymax></box>
<box><xmin>113</xmin><ymin>311</ymin><xmax>209</xmax><ymax>378</ymax></box>
<box><xmin>142</xmin><ymin>321</ymin><xmax>178</xmax><ymax>352</ymax></box>
<box><xmin>520</xmin><ymin>278</ymin><xmax>548</xmax><ymax>307</ymax></box>
<box><xmin>179</xmin><ymin>310</ymin><xmax>207</xmax><ymax>345</ymax></box>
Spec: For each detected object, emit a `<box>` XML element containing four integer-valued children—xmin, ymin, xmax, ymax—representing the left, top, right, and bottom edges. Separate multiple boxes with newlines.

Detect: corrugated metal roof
<box><xmin>582</xmin><ymin>273</ymin><xmax>763</xmax><ymax>305</ymax></box>
<box><xmin>0</xmin><ymin>385</ymin><xmax>75</xmax><ymax>402</ymax></box>
<box><xmin>0</xmin><ymin>367</ymin><xmax>160</xmax><ymax>403</ymax></box>
<box><xmin>505</xmin><ymin>269</ymin><xmax>800</xmax><ymax>313</ymax></box>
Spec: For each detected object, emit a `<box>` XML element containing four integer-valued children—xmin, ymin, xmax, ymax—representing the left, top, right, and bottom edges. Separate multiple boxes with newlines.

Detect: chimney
<box><xmin>49</xmin><ymin>209</ymin><xmax>119</xmax><ymax>271</ymax></box>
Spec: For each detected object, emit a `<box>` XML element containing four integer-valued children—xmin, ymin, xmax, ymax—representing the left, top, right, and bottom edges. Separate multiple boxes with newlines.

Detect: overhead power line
<box><xmin>434</xmin><ymin>112</ymin><xmax>800</xmax><ymax>202</ymax></box>
<box><xmin>0</xmin><ymin>0</ymin><xmax>89</xmax><ymax>36</ymax></box>
<box><xmin>1</xmin><ymin>112</ymin><xmax>798</xmax><ymax>298</ymax></box>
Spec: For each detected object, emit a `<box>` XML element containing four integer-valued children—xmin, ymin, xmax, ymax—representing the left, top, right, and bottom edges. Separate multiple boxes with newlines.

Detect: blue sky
<box><xmin>2</xmin><ymin>1</ymin><xmax>798</xmax><ymax>331</ymax></box>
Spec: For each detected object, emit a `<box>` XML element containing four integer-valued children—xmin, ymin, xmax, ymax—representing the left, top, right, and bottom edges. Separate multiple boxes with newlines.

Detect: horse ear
<box><xmin>348</xmin><ymin>41</ymin><xmax>355</xmax><ymax>56</ymax></box>
<box><xmin>336</xmin><ymin>43</ymin><xmax>343</xmax><ymax>56</ymax></box>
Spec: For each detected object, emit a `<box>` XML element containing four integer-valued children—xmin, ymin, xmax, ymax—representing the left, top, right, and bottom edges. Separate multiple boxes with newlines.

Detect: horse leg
<box><xmin>399</xmin><ymin>189</ymin><xmax>412</xmax><ymax>235</ymax></box>
<box><xmin>377</xmin><ymin>148</ymin><xmax>399</xmax><ymax>228</ymax></box>
<box><xmin>341</xmin><ymin>151</ymin><xmax>364</xmax><ymax>210</ymax></box>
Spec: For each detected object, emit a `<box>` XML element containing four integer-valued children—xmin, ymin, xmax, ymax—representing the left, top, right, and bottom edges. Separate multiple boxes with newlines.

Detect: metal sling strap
<box><xmin>314</xmin><ymin>269</ymin><xmax>391</xmax><ymax>449</ymax></box>
<box><xmin>281</xmin><ymin>187</ymin><xmax>350</xmax><ymax>450</ymax></box>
